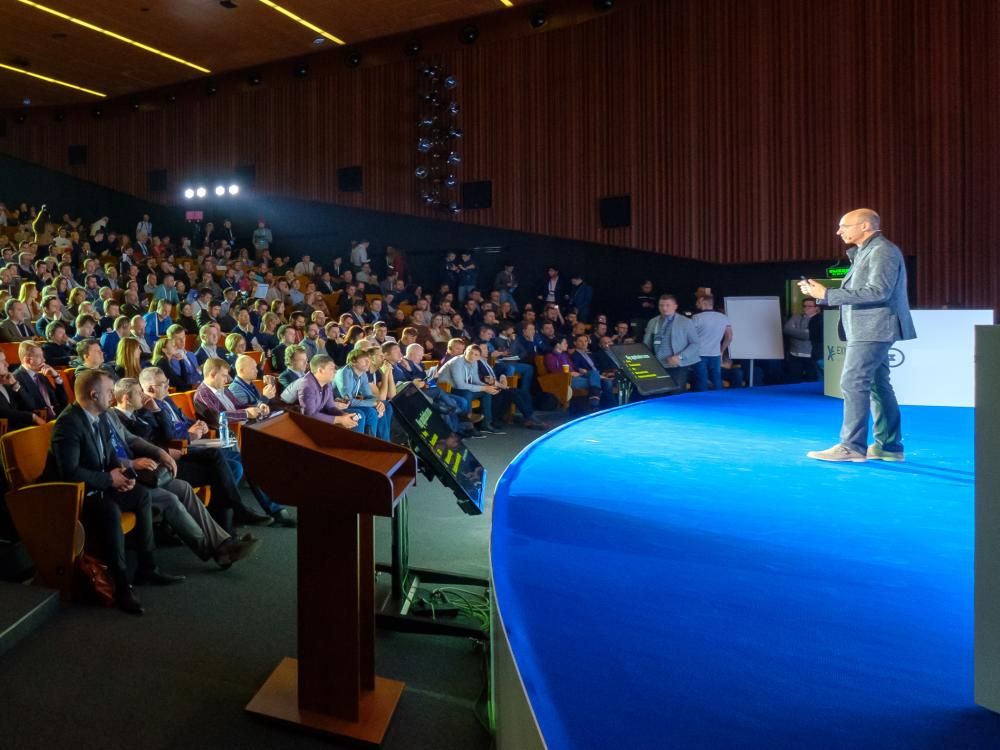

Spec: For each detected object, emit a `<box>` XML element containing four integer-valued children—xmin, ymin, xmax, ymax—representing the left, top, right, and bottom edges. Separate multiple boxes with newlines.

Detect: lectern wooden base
<box><xmin>247</xmin><ymin>658</ymin><xmax>405</xmax><ymax>746</ymax></box>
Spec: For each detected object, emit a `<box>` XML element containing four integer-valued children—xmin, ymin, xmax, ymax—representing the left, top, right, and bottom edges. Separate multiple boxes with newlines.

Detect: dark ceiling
<box><xmin>0</xmin><ymin>0</ymin><xmax>520</xmax><ymax>108</ymax></box>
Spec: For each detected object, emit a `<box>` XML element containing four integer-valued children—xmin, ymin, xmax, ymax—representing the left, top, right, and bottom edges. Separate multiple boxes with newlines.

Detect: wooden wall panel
<box><xmin>1</xmin><ymin>0</ymin><xmax>998</xmax><ymax>308</ymax></box>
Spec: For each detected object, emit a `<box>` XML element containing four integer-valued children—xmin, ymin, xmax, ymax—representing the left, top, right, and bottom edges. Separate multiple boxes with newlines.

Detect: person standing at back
<box><xmin>799</xmin><ymin>208</ymin><xmax>916</xmax><ymax>462</ymax></box>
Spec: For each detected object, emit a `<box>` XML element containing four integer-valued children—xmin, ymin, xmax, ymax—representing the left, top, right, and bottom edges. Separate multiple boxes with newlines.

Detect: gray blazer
<box><xmin>824</xmin><ymin>233</ymin><xmax>916</xmax><ymax>343</ymax></box>
<box><xmin>642</xmin><ymin>314</ymin><xmax>701</xmax><ymax>367</ymax></box>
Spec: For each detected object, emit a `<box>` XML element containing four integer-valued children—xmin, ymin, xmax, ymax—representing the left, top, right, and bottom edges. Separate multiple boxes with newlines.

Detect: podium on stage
<box><xmin>240</xmin><ymin>412</ymin><xmax>416</xmax><ymax>745</ymax></box>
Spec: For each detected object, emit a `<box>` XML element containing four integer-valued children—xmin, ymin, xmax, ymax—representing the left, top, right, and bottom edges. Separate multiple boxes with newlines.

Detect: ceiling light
<box><xmin>17</xmin><ymin>1</ymin><xmax>210</xmax><ymax>73</ymax></box>
<box><xmin>312</xmin><ymin>36</ymin><xmax>326</xmax><ymax>45</ymax></box>
<box><xmin>404</xmin><ymin>39</ymin><xmax>422</xmax><ymax>56</ymax></box>
<box><xmin>256</xmin><ymin>0</ymin><xmax>345</xmax><ymax>45</ymax></box>
<box><xmin>248</xmin><ymin>72</ymin><xmax>262</xmax><ymax>86</ymax></box>
<box><xmin>459</xmin><ymin>26</ymin><xmax>479</xmax><ymax>44</ymax></box>
<box><xmin>196</xmin><ymin>187</ymin><xmax>207</xmax><ymax>198</ymax></box>
<box><xmin>228</xmin><ymin>184</ymin><xmax>240</xmax><ymax>195</ymax></box>
<box><xmin>500</xmin><ymin>0</ymin><xmax>514</xmax><ymax>6</ymax></box>
<box><xmin>0</xmin><ymin>61</ymin><xmax>105</xmax><ymax>98</ymax></box>
<box><xmin>184</xmin><ymin>188</ymin><xmax>195</xmax><ymax>199</ymax></box>
<box><xmin>345</xmin><ymin>50</ymin><xmax>361</xmax><ymax>68</ymax></box>
<box><xmin>530</xmin><ymin>9</ymin><xmax>548</xmax><ymax>28</ymax></box>
<box><xmin>214</xmin><ymin>185</ymin><xmax>226</xmax><ymax>196</ymax></box>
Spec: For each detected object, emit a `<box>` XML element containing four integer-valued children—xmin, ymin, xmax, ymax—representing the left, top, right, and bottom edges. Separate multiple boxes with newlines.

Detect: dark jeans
<box><xmin>839</xmin><ymin>341</ymin><xmax>902</xmax><ymax>455</ymax></box>
<box><xmin>786</xmin><ymin>355</ymin><xmax>818</xmax><ymax>383</ymax></box>
<box><xmin>690</xmin><ymin>357</ymin><xmax>722</xmax><ymax>391</ymax></box>
<box><xmin>665</xmin><ymin>365</ymin><xmax>691</xmax><ymax>391</ymax></box>
<box><xmin>179</xmin><ymin>447</ymin><xmax>245</xmax><ymax>533</ymax></box>
<box><xmin>452</xmin><ymin>388</ymin><xmax>495</xmax><ymax>425</ymax></box>
<box><xmin>81</xmin><ymin>486</ymin><xmax>156</xmax><ymax>580</ymax></box>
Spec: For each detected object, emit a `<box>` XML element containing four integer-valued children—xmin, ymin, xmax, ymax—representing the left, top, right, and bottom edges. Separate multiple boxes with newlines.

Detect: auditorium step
<box><xmin>0</xmin><ymin>582</ymin><xmax>59</xmax><ymax>660</ymax></box>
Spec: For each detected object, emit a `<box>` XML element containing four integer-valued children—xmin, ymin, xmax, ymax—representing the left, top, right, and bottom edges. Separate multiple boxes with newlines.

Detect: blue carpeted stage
<box><xmin>491</xmin><ymin>383</ymin><xmax>1000</xmax><ymax>749</ymax></box>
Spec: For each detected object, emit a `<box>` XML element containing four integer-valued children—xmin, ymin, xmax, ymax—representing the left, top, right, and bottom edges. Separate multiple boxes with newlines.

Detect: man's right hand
<box><xmin>189</xmin><ymin>420</ymin><xmax>209</xmax><ymax>439</ymax></box>
<box><xmin>246</xmin><ymin>406</ymin><xmax>260</xmax><ymax>419</ymax></box>
<box><xmin>110</xmin><ymin>468</ymin><xmax>135</xmax><ymax>491</ymax></box>
<box><xmin>31</xmin><ymin>413</ymin><xmax>46</xmax><ymax>426</ymax></box>
<box><xmin>334</xmin><ymin>414</ymin><xmax>358</xmax><ymax>429</ymax></box>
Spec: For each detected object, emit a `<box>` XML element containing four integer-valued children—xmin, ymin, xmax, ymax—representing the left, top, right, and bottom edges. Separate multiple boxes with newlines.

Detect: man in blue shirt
<box><xmin>143</xmin><ymin>300</ymin><xmax>174</xmax><ymax>348</ymax></box>
<box><xmin>334</xmin><ymin>348</ymin><xmax>392</xmax><ymax>440</ymax></box>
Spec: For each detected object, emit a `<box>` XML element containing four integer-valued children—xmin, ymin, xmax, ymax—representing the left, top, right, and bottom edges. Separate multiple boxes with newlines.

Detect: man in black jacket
<box><xmin>13</xmin><ymin>341</ymin><xmax>68</xmax><ymax>420</ymax></box>
<box><xmin>44</xmin><ymin>369</ymin><xmax>183</xmax><ymax>615</ymax></box>
<box><xmin>0</xmin><ymin>349</ymin><xmax>45</xmax><ymax>430</ymax></box>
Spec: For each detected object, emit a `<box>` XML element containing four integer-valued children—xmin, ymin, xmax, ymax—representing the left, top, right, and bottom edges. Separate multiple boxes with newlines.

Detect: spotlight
<box><xmin>345</xmin><ymin>50</ymin><xmax>361</xmax><ymax>68</ymax></box>
<box><xmin>448</xmin><ymin>128</ymin><xmax>463</xmax><ymax>139</ymax></box>
<box><xmin>312</xmin><ymin>36</ymin><xmax>326</xmax><ymax>45</ymax></box>
<box><xmin>130</xmin><ymin>101</ymin><xmax>140</xmax><ymax>112</ymax></box>
<box><xmin>448</xmin><ymin>102</ymin><xmax>460</xmax><ymax>115</ymax></box>
<box><xmin>15</xmin><ymin>113</ymin><xmax>26</xmax><ymax>124</ymax></box>
<box><xmin>417</xmin><ymin>138</ymin><xmax>433</xmax><ymax>153</ymax></box>
<box><xmin>184</xmin><ymin>188</ymin><xmax>195</xmax><ymax>199</ymax></box>
<box><xmin>459</xmin><ymin>26</ymin><xmax>479</xmax><ymax>44</ymax></box>
<box><xmin>404</xmin><ymin>39</ymin><xmax>422</xmax><ymax>56</ymax></box>
<box><xmin>415</xmin><ymin>166</ymin><xmax>428</xmax><ymax>179</ymax></box>
<box><xmin>92</xmin><ymin>108</ymin><xmax>103</xmax><ymax>119</ymax></box>
<box><xmin>294</xmin><ymin>63</ymin><xmax>309</xmax><ymax>79</ymax></box>
<box><xmin>196</xmin><ymin>187</ymin><xmax>207</xmax><ymax>198</ymax></box>
<box><xmin>22</xmin><ymin>97</ymin><xmax>31</xmax><ymax>106</ymax></box>
<box><xmin>444</xmin><ymin>175</ymin><xmax>457</xmax><ymax>188</ymax></box>
<box><xmin>166</xmin><ymin>94</ymin><xmax>177</xmax><ymax>104</ymax></box>
<box><xmin>448</xmin><ymin>152</ymin><xmax>462</xmax><ymax>164</ymax></box>
<box><xmin>248</xmin><ymin>72</ymin><xmax>262</xmax><ymax>86</ymax></box>
<box><xmin>594</xmin><ymin>0</ymin><xmax>614</xmax><ymax>9</ymax></box>
<box><xmin>214</xmin><ymin>185</ymin><xmax>226</xmax><ymax>196</ymax></box>
<box><xmin>448</xmin><ymin>202</ymin><xmax>461</xmax><ymax>214</ymax></box>
<box><xmin>206</xmin><ymin>81</ymin><xmax>218</xmax><ymax>96</ymax></box>
<box><xmin>444</xmin><ymin>75</ymin><xmax>458</xmax><ymax>89</ymax></box>
<box><xmin>418</xmin><ymin>116</ymin><xmax>436</xmax><ymax>127</ymax></box>
<box><xmin>530</xmin><ymin>9</ymin><xmax>548</xmax><ymax>28</ymax></box>
<box><xmin>228</xmin><ymin>184</ymin><xmax>239</xmax><ymax>195</ymax></box>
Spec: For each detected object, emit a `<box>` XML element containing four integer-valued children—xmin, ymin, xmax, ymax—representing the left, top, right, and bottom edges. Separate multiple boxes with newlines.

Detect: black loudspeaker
<box><xmin>461</xmin><ymin>180</ymin><xmax>493</xmax><ymax>209</ymax></box>
<box><xmin>148</xmin><ymin>169</ymin><xmax>168</xmax><ymax>192</ymax></box>
<box><xmin>599</xmin><ymin>195</ymin><xmax>631</xmax><ymax>228</ymax></box>
<box><xmin>338</xmin><ymin>165</ymin><xmax>363</xmax><ymax>192</ymax></box>
<box><xmin>235</xmin><ymin>164</ymin><xmax>256</xmax><ymax>188</ymax></box>
<box><xmin>68</xmin><ymin>144</ymin><xmax>87</xmax><ymax>166</ymax></box>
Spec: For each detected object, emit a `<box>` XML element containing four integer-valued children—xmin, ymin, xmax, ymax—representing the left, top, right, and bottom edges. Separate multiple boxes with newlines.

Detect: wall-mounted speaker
<box><xmin>148</xmin><ymin>169</ymin><xmax>168</xmax><ymax>192</ymax></box>
<box><xmin>68</xmin><ymin>144</ymin><xmax>87</xmax><ymax>166</ymax></box>
<box><xmin>599</xmin><ymin>195</ymin><xmax>631</xmax><ymax>228</ymax></box>
<box><xmin>338</xmin><ymin>165</ymin><xmax>363</xmax><ymax>193</ymax></box>
<box><xmin>461</xmin><ymin>180</ymin><xmax>493</xmax><ymax>209</ymax></box>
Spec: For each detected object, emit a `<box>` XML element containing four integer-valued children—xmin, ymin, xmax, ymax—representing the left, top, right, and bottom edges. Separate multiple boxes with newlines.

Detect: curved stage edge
<box><xmin>490</xmin><ymin>383</ymin><xmax>1000</xmax><ymax>750</ymax></box>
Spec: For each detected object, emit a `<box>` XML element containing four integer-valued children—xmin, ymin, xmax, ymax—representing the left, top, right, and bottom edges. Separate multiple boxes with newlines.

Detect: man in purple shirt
<box><xmin>298</xmin><ymin>354</ymin><xmax>361</xmax><ymax>430</ymax></box>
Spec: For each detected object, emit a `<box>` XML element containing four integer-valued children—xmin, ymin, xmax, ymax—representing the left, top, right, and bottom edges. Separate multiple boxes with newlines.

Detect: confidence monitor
<box><xmin>392</xmin><ymin>383</ymin><xmax>486</xmax><ymax>515</ymax></box>
<box><xmin>608</xmin><ymin>343</ymin><xmax>681</xmax><ymax>396</ymax></box>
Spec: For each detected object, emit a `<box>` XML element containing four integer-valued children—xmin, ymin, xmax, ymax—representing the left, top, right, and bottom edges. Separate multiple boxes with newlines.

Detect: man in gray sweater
<box><xmin>799</xmin><ymin>208</ymin><xmax>916</xmax><ymax>462</ymax></box>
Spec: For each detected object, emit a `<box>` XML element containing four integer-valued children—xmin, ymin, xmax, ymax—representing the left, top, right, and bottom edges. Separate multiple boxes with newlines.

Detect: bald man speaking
<box><xmin>799</xmin><ymin>209</ymin><xmax>916</xmax><ymax>463</ymax></box>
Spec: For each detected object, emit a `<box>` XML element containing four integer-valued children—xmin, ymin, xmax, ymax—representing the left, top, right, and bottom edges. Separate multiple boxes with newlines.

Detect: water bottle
<box><xmin>218</xmin><ymin>412</ymin><xmax>230</xmax><ymax>446</ymax></box>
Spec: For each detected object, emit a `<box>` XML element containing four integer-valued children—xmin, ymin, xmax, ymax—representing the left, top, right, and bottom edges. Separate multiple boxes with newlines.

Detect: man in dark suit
<box><xmin>13</xmin><ymin>341</ymin><xmax>69</xmax><ymax>421</ymax></box>
<box><xmin>0</xmin><ymin>299</ymin><xmax>38</xmax><ymax>342</ymax></box>
<box><xmin>44</xmin><ymin>368</ymin><xmax>183</xmax><ymax>615</ymax></box>
<box><xmin>0</xmin><ymin>349</ymin><xmax>45</xmax><ymax>430</ymax></box>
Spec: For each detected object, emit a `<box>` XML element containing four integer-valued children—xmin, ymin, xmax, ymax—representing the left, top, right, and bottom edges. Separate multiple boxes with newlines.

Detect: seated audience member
<box><xmin>36</xmin><ymin>294</ymin><xmax>65</xmax><ymax>338</ymax></box>
<box><xmin>255</xmin><ymin>312</ymin><xmax>280</xmax><ymax>358</ymax></box>
<box><xmin>571</xmin><ymin>333</ymin><xmax>615</xmax><ymax>405</ymax></box>
<box><xmin>72</xmin><ymin>313</ymin><xmax>98</xmax><ymax>344</ymax></box>
<box><xmin>128</xmin><ymin>315</ymin><xmax>153</xmax><ymax>360</ymax></box>
<box><xmin>101</xmin><ymin>316</ymin><xmax>131</xmax><ymax>362</ymax></box>
<box><xmin>436</xmin><ymin>344</ymin><xmax>506</xmax><ymax>434</ymax></box>
<box><xmin>301</xmin><ymin>321</ymin><xmax>323</xmax><ymax>359</ymax></box>
<box><xmin>333</xmin><ymin>348</ymin><xmax>392</xmax><ymax>440</ymax></box>
<box><xmin>0</xmin><ymin>298</ymin><xmax>38</xmax><ymax>341</ymax></box>
<box><xmin>492</xmin><ymin>322</ymin><xmax>534</xmax><ymax>393</ymax></box>
<box><xmin>166</xmin><ymin>324</ymin><xmax>202</xmax><ymax>389</ymax></box>
<box><xmin>611</xmin><ymin>320</ymin><xmax>634</xmax><ymax>345</ymax></box>
<box><xmin>42</xmin><ymin>320</ymin><xmax>75</xmax><ymax>367</ymax></box>
<box><xmin>44</xmin><ymin>368</ymin><xmax>181</xmax><ymax>615</ymax></box>
<box><xmin>593</xmin><ymin>335</ymin><xmax>619</xmax><ymax>374</ymax></box>
<box><xmin>231</xmin><ymin>307</ymin><xmax>260</xmax><ymax>349</ymax></box>
<box><xmin>194</xmin><ymin>357</ymin><xmax>295</xmax><ymax>527</ymax></box>
<box><xmin>228</xmin><ymin>354</ymin><xmax>277</xmax><ymax>410</ymax></box>
<box><xmin>0</xmin><ymin>348</ymin><xmax>46</xmax><ymax>429</ymax></box>
<box><xmin>277</xmin><ymin>344</ymin><xmax>310</xmax><ymax>398</ymax></box>
<box><xmin>297</xmin><ymin>354</ymin><xmax>360</xmax><ymax>429</ymax></box>
<box><xmin>177</xmin><ymin>301</ymin><xmax>200</xmax><ymax>334</ymax></box>
<box><xmin>475</xmin><ymin>344</ymin><xmax>548</xmax><ymax>430</ymax></box>
<box><xmin>783</xmin><ymin>297</ymin><xmax>820</xmax><ymax>383</ymax></box>
<box><xmin>545</xmin><ymin>336</ymin><xmax>603</xmax><ymax>409</ymax></box>
<box><xmin>75</xmin><ymin>337</ymin><xmax>117</xmax><ymax>380</ymax></box>
<box><xmin>136</xmin><ymin>367</ymin><xmax>272</xmax><ymax>529</ymax></box>
<box><xmin>513</xmin><ymin>321</ymin><xmax>545</xmax><ymax>366</ymax></box>
<box><xmin>197</xmin><ymin>300</ymin><xmax>223</xmax><ymax>329</ymax></box>
<box><xmin>109</xmin><ymin>378</ymin><xmax>258</xmax><ymax>569</ymax></box>
<box><xmin>365</xmin><ymin>344</ymin><xmax>397</xmax><ymax>404</ymax></box>
<box><xmin>13</xmin><ymin>341</ymin><xmax>69</xmax><ymax>420</ymax></box>
<box><xmin>691</xmin><ymin>294</ymin><xmax>733</xmax><ymax>391</ymax></box>
<box><xmin>115</xmin><ymin>336</ymin><xmax>145</xmax><ymax>381</ymax></box>
<box><xmin>271</xmin><ymin>324</ymin><xmax>299</xmax><ymax>373</ymax></box>
<box><xmin>194</xmin><ymin>323</ymin><xmax>231</xmax><ymax>367</ymax></box>
<box><xmin>143</xmin><ymin>299</ymin><xmax>174</xmax><ymax>347</ymax></box>
<box><xmin>439</xmin><ymin>337</ymin><xmax>467</xmax><ymax>366</ymax></box>
<box><xmin>224</xmin><ymin>332</ymin><xmax>248</xmax><ymax>367</ymax></box>
<box><xmin>98</xmin><ymin>299</ymin><xmax>121</xmax><ymax>334</ymax></box>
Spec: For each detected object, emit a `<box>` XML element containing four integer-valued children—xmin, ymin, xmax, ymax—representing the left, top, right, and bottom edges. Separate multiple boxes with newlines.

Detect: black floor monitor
<box><xmin>608</xmin><ymin>343</ymin><xmax>682</xmax><ymax>396</ymax></box>
<box><xmin>392</xmin><ymin>384</ymin><xmax>486</xmax><ymax>515</ymax></box>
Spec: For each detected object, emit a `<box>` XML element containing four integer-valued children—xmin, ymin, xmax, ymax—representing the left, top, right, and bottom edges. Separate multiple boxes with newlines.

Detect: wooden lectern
<box><xmin>240</xmin><ymin>412</ymin><xmax>416</xmax><ymax>745</ymax></box>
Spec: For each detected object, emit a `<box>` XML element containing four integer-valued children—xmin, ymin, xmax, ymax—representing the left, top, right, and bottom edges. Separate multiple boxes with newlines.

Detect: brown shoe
<box><xmin>467</xmin><ymin>413</ymin><xmax>485</xmax><ymax>424</ymax></box>
<box><xmin>806</xmin><ymin>444</ymin><xmax>867</xmax><ymax>463</ymax></box>
<box><xmin>867</xmin><ymin>444</ymin><xmax>905</xmax><ymax>462</ymax></box>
